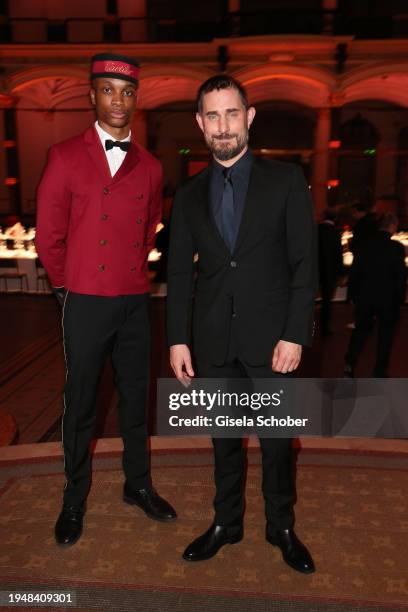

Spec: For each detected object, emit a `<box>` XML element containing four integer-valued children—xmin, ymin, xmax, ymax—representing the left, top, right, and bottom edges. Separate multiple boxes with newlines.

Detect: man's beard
<box><xmin>206</xmin><ymin>130</ymin><xmax>248</xmax><ymax>161</ymax></box>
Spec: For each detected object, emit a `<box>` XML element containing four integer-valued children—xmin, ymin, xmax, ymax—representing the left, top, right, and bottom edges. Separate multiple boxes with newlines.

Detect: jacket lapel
<box><xmin>84</xmin><ymin>126</ymin><xmax>112</xmax><ymax>184</ymax></box>
<box><xmin>233</xmin><ymin>158</ymin><xmax>264</xmax><ymax>255</ymax></box>
<box><xmin>109</xmin><ymin>140</ymin><xmax>140</xmax><ymax>185</ymax></box>
<box><xmin>195</xmin><ymin>168</ymin><xmax>231</xmax><ymax>257</ymax></box>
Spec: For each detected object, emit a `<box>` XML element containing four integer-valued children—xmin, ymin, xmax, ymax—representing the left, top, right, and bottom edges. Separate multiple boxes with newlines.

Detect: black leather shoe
<box><xmin>266</xmin><ymin>527</ymin><xmax>315</xmax><ymax>574</ymax></box>
<box><xmin>55</xmin><ymin>504</ymin><xmax>84</xmax><ymax>547</ymax></box>
<box><xmin>183</xmin><ymin>523</ymin><xmax>243</xmax><ymax>562</ymax></box>
<box><xmin>123</xmin><ymin>484</ymin><xmax>177</xmax><ymax>522</ymax></box>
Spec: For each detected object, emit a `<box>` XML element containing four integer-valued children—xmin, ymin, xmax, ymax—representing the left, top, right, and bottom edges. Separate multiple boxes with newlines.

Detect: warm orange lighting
<box><xmin>0</xmin><ymin>94</ymin><xmax>14</xmax><ymax>109</ymax></box>
<box><xmin>3</xmin><ymin>140</ymin><xmax>16</xmax><ymax>149</ymax></box>
<box><xmin>329</xmin><ymin>140</ymin><xmax>342</xmax><ymax>149</ymax></box>
<box><xmin>327</xmin><ymin>179</ymin><xmax>340</xmax><ymax>187</ymax></box>
<box><xmin>5</xmin><ymin>178</ymin><xmax>18</xmax><ymax>186</ymax></box>
<box><xmin>188</xmin><ymin>161</ymin><xmax>208</xmax><ymax>177</ymax></box>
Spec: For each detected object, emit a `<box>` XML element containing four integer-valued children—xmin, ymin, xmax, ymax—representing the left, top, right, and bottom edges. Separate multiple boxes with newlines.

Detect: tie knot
<box><xmin>223</xmin><ymin>167</ymin><xmax>232</xmax><ymax>183</ymax></box>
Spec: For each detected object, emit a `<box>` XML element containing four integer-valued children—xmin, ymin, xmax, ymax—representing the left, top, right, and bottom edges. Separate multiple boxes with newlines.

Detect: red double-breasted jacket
<box><xmin>36</xmin><ymin>126</ymin><xmax>163</xmax><ymax>296</ymax></box>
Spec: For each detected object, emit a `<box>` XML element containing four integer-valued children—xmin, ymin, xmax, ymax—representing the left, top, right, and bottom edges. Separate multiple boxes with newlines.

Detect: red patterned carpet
<box><xmin>1</xmin><ymin>295</ymin><xmax>408</xmax><ymax>610</ymax></box>
<box><xmin>1</xmin><ymin>450</ymin><xmax>408</xmax><ymax>611</ymax></box>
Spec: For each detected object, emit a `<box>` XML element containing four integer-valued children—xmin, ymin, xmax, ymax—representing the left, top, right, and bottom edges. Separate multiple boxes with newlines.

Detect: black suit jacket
<box><xmin>348</xmin><ymin>230</ymin><xmax>406</xmax><ymax>308</ymax></box>
<box><xmin>167</xmin><ymin>157</ymin><xmax>318</xmax><ymax>366</ymax></box>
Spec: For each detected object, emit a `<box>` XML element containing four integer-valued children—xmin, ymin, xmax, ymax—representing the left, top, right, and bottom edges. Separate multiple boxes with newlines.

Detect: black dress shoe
<box><xmin>183</xmin><ymin>523</ymin><xmax>243</xmax><ymax>562</ymax></box>
<box><xmin>123</xmin><ymin>484</ymin><xmax>177</xmax><ymax>522</ymax></box>
<box><xmin>266</xmin><ymin>527</ymin><xmax>315</xmax><ymax>574</ymax></box>
<box><xmin>55</xmin><ymin>504</ymin><xmax>84</xmax><ymax>547</ymax></box>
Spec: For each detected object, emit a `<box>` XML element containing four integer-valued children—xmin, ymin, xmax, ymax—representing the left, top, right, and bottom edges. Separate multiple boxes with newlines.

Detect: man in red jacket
<box><xmin>36</xmin><ymin>53</ymin><xmax>176</xmax><ymax>547</ymax></box>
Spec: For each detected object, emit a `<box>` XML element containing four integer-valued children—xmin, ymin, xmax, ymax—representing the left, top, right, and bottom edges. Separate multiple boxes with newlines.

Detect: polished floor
<box><xmin>0</xmin><ymin>294</ymin><xmax>407</xmax><ymax>443</ymax></box>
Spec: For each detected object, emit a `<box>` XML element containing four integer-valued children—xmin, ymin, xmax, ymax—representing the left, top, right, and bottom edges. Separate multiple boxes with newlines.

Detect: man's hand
<box><xmin>272</xmin><ymin>340</ymin><xmax>302</xmax><ymax>373</ymax></box>
<box><xmin>170</xmin><ymin>344</ymin><xmax>195</xmax><ymax>387</ymax></box>
<box><xmin>52</xmin><ymin>286</ymin><xmax>67</xmax><ymax>307</ymax></box>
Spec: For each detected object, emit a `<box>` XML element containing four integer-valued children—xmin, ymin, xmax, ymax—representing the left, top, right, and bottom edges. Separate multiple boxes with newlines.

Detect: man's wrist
<box><xmin>52</xmin><ymin>286</ymin><xmax>67</xmax><ymax>306</ymax></box>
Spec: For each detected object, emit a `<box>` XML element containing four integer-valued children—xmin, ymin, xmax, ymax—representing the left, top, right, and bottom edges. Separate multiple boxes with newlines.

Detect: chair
<box><xmin>0</xmin><ymin>258</ymin><xmax>29</xmax><ymax>292</ymax></box>
<box><xmin>35</xmin><ymin>258</ymin><xmax>50</xmax><ymax>292</ymax></box>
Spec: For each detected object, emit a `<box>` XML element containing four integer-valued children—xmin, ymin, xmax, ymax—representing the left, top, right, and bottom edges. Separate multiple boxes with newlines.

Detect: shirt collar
<box><xmin>95</xmin><ymin>120</ymin><xmax>131</xmax><ymax>146</ymax></box>
<box><xmin>212</xmin><ymin>147</ymin><xmax>253</xmax><ymax>177</ymax></box>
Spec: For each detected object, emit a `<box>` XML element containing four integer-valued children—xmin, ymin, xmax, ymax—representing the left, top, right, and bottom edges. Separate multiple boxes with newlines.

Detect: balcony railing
<box><xmin>0</xmin><ymin>11</ymin><xmax>407</xmax><ymax>44</ymax></box>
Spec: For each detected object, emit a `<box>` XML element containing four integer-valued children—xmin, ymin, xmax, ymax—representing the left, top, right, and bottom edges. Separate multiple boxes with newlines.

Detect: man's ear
<box><xmin>247</xmin><ymin>106</ymin><xmax>256</xmax><ymax>129</ymax></box>
<box><xmin>196</xmin><ymin>112</ymin><xmax>204</xmax><ymax>133</ymax></box>
<box><xmin>90</xmin><ymin>88</ymin><xmax>96</xmax><ymax>106</ymax></box>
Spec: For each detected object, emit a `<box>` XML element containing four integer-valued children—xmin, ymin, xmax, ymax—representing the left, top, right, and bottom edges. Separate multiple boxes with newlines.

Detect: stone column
<box><xmin>311</xmin><ymin>107</ymin><xmax>331</xmax><ymax>218</ymax></box>
<box><xmin>0</xmin><ymin>93</ymin><xmax>20</xmax><ymax>215</ymax></box>
<box><xmin>375</xmin><ymin>131</ymin><xmax>398</xmax><ymax>202</ymax></box>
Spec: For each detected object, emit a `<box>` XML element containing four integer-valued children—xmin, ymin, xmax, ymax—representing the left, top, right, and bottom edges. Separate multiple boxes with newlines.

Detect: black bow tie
<box><xmin>105</xmin><ymin>139</ymin><xmax>131</xmax><ymax>152</ymax></box>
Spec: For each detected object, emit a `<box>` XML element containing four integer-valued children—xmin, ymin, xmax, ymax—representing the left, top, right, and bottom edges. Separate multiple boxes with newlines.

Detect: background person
<box><xmin>318</xmin><ymin>207</ymin><xmax>344</xmax><ymax>336</ymax></box>
<box><xmin>344</xmin><ymin>213</ymin><xmax>406</xmax><ymax>377</ymax></box>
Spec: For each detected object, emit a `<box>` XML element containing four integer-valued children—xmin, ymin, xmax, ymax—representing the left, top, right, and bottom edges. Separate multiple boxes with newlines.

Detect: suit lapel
<box><xmin>84</xmin><ymin>126</ymin><xmax>112</xmax><ymax>183</ymax></box>
<box><xmin>233</xmin><ymin>158</ymin><xmax>264</xmax><ymax>254</ymax></box>
<box><xmin>109</xmin><ymin>140</ymin><xmax>140</xmax><ymax>185</ymax></box>
<box><xmin>195</xmin><ymin>168</ymin><xmax>231</xmax><ymax>257</ymax></box>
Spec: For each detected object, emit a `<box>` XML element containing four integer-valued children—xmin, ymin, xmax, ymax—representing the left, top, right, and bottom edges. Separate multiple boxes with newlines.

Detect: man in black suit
<box><xmin>318</xmin><ymin>208</ymin><xmax>344</xmax><ymax>336</ymax></box>
<box><xmin>350</xmin><ymin>202</ymin><xmax>378</xmax><ymax>256</ymax></box>
<box><xmin>167</xmin><ymin>76</ymin><xmax>317</xmax><ymax>573</ymax></box>
<box><xmin>344</xmin><ymin>213</ymin><xmax>406</xmax><ymax>377</ymax></box>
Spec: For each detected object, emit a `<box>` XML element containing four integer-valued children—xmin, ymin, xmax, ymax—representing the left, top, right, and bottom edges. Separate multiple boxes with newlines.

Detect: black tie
<box><xmin>105</xmin><ymin>139</ymin><xmax>131</xmax><ymax>152</ymax></box>
<box><xmin>221</xmin><ymin>167</ymin><xmax>235</xmax><ymax>252</ymax></box>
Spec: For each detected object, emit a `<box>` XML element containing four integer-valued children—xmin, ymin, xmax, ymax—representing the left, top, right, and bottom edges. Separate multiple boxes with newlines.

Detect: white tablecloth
<box><xmin>0</xmin><ymin>249</ymin><xmax>49</xmax><ymax>293</ymax></box>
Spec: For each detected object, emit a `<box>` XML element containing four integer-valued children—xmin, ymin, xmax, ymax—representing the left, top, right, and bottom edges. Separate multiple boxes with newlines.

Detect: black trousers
<box><xmin>345</xmin><ymin>301</ymin><xmax>400</xmax><ymax>377</ymax></box>
<box><xmin>196</xmin><ymin>340</ymin><xmax>295</xmax><ymax>532</ymax></box>
<box><xmin>62</xmin><ymin>292</ymin><xmax>151</xmax><ymax>505</ymax></box>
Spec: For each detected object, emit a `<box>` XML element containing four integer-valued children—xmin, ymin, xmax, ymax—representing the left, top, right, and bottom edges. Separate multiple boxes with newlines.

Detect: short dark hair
<box><xmin>196</xmin><ymin>75</ymin><xmax>249</xmax><ymax>114</ymax></box>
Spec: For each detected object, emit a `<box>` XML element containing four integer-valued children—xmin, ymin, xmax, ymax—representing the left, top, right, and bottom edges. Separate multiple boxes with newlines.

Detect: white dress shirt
<box><xmin>94</xmin><ymin>121</ymin><xmax>131</xmax><ymax>177</ymax></box>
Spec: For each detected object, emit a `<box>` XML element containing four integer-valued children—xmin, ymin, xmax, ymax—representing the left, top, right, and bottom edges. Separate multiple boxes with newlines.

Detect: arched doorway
<box><xmin>337</xmin><ymin>109</ymin><xmax>379</xmax><ymax>206</ymax></box>
<box><xmin>250</xmin><ymin>100</ymin><xmax>315</xmax><ymax>180</ymax></box>
<box><xmin>146</xmin><ymin>101</ymin><xmax>201</xmax><ymax>194</ymax></box>
<box><xmin>13</xmin><ymin>76</ymin><xmax>92</xmax><ymax>213</ymax></box>
<box><xmin>397</xmin><ymin>126</ymin><xmax>408</xmax><ymax>225</ymax></box>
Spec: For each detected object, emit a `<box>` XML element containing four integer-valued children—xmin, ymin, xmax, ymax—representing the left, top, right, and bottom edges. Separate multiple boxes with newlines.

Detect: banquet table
<box><xmin>0</xmin><ymin>229</ymin><xmax>407</xmax><ymax>297</ymax></box>
<box><xmin>0</xmin><ymin>244</ymin><xmax>162</xmax><ymax>294</ymax></box>
<box><xmin>0</xmin><ymin>247</ymin><xmax>47</xmax><ymax>293</ymax></box>
<box><xmin>341</xmin><ymin>231</ymin><xmax>408</xmax><ymax>267</ymax></box>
